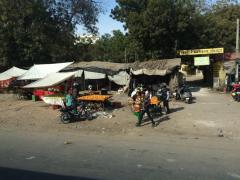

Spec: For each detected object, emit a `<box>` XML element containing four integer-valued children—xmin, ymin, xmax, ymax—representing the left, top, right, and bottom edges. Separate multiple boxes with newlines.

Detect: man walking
<box><xmin>136</xmin><ymin>91</ymin><xmax>156</xmax><ymax>127</ymax></box>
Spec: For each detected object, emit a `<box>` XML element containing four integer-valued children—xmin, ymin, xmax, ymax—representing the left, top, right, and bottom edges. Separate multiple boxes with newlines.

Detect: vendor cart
<box><xmin>78</xmin><ymin>94</ymin><xmax>112</xmax><ymax>111</ymax></box>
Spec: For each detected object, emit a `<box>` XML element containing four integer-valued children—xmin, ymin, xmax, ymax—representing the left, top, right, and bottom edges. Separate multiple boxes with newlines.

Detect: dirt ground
<box><xmin>1</xmin><ymin>87</ymin><xmax>240</xmax><ymax>139</ymax></box>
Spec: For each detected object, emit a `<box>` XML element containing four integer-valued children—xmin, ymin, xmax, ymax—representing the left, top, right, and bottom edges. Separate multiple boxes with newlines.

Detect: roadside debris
<box><xmin>26</xmin><ymin>156</ymin><xmax>36</xmax><ymax>160</ymax></box>
<box><xmin>64</xmin><ymin>141</ymin><xmax>72</xmax><ymax>145</ymax></box>
<box><xmin>218</xmin><ymin>129</ymin><xmax>224</xmax><ymax>137</ymax></box>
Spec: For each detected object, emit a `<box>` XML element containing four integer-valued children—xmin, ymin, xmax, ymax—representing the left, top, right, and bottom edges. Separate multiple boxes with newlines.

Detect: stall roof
<box><xmin>0</xmin><ymin>67</ymin><xmax>27</xmax><ymax>81</ymax></box>
<box><xmin>24</xmin><ymin>72</ymin><xmax>76</xmax><ymax>88</ymax></box>
<box><xmin>130</xmin><ymin>58</ymin><xmax>181</xmax><ymax>76</ymax></box>
<box><xmin>18</xmin><ymin>62</ymin><xmax>73</xmax><ymax>80</ymax></box>
<box><xmin>71</xmin><ymin>61</ymin><xmax>129</xmax><ymax>75</ymax></box>
<box><xmin>84</xmin><ymin>70</ymin><xmax>106</xmax><ymax>80</ymax></box>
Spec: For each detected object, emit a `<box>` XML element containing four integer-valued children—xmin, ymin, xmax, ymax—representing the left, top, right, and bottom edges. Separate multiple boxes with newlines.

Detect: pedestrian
<box><xmin>137</xmin><ymin>91</ymin><xmax>156</xmax><ymax>127</ymax></box>
<box><xmin>161</xmin><ymin>84</ymin><xmax>170</xmax><ymax>114</ymax></box>
<box><xmin>132</xmin><ymin>91</ymin><xmax>142</xmax><ymax>126</ymax></box>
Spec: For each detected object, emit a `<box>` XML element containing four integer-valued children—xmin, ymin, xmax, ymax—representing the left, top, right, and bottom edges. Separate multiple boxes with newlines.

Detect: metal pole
<box><xmin>236</xmin><ymin>18</ymin><xmax>239</xmax><ymax>54</ymax></box>
<box><xmin>236</xmin><ymin>19</ymin><xmax>239</xmax><ymax>81</ymax></box>
<box><xmin>125</xmin><ymin>48</ymin><xmax>127</xmax><ymax>63</ymax></box>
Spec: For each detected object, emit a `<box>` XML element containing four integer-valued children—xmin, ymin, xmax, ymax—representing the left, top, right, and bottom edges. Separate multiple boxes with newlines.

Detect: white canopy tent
<box><xmin>84</xmin><ymin>71</ymin><xmax>106</xmax><ymax>80</ymax></box>
<box><xmin>108</xmin><ymin>71</ymin><xmax>130</xmax><ymax>86</ymax></box>
<box><xmin>24</xmin><ymin>72</ymin><xmax>76</xmax><ymax>88</ymax></box>
<box><xmin>74</xmin><ymin>70</ymin><xmax>83</xmax><ymax>77</ymax></box>
<box><xmin>0</xmin><ymin>67</ymin><xmax>27</xmax><ymax>81</ymax></box>
<box><xmin>18</xmin><ymin>62</ymin><xmax>73</xmax><ymax>80</ymax></box>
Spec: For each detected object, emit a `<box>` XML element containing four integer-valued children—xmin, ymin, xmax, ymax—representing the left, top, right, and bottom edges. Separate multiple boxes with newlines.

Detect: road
<box><xmin>0</xmin><ymin>129</ymin><xmax>240</xmax><ymax>180</ymax></box>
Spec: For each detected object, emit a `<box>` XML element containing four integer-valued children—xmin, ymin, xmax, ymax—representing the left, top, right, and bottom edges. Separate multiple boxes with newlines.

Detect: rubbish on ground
<box><xmin>64</xmin><ymin>141</ymin><xmax>72</xmax><ymax>145</ymax></box>
<box><xmin>26</xmin><ymin>156</ymin><xmax>36</xmax><ymax>160</ymax></box>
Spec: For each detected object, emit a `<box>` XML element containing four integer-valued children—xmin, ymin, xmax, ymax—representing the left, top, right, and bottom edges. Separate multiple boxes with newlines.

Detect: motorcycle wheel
<box><xmin>60</xmin><ymin>113</ymin><xmax>71</xmax><ymax>124</ymax></box>
<box><xmin>86</xmin><ymin>112</ymin><xmax>93</xmax><ymax>120</ymax></box>
<box><xmin>187</xmin><ymin>98</ymin><xmax>192</xmax><ymax>104</ymax></box>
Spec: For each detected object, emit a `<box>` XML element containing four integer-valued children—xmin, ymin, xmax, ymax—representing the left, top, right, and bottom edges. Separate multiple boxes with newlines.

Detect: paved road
<box><xmin>0</xmin><ymin>130</ymin><xmax>240</xmax><ymax>180</ymax></box>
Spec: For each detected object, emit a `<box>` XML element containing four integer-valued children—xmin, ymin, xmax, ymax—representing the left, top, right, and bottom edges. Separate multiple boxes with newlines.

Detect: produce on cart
<box><xmin>78</xmin><ymin>94</ymin><xmax>112</xmax><ymax>111</ymax></box>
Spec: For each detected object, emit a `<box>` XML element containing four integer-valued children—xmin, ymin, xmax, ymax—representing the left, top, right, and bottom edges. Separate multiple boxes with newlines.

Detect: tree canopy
<box><xmin>111</xmin><ymin>0</ymin><xmax>240</xmax><ymax>59</ymax></box>
<box><xmin>0</xmin><ymin>0</ymin><xmax>101</xmax><ymax>67</ymax></box>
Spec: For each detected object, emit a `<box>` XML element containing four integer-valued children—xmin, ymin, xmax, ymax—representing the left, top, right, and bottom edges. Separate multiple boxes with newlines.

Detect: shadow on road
<box><xmin>170</xmin><ymin>107</ymin><xmax>184</xmax><ymax>113</ymax></box>
<box><xmin>0</xmin><ymin>167</ymin><xmax>99</xmax><ymax>180</ymax></box>
<box><xmin>141</xmin><ymin>115</ymin><xmax>170</xmax><ymax>127</ymax></box>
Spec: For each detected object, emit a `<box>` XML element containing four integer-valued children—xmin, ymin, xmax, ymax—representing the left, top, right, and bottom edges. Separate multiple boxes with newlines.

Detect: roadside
<box><xmin>0</xmin><ymin>87</ymin><xmax>240</xmax><ymax>139</ymax></box>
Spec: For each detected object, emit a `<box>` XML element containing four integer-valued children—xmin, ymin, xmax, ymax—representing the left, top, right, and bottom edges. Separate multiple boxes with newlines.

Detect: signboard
<box><xmin>194</xmin><ymin>56</ymin><xmax>210</xmax><ymax>66</ymax></box>
<box><xmin>179</xmin><ymin>48</ymin><xmax>224</xmax><ymax>56</ymax></box>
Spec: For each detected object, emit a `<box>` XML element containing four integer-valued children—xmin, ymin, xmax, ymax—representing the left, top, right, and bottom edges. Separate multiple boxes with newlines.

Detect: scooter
<box><xmin>231</xmin><ymin>84</ymin><xmax>240</xmax><ymax>102</ymax></box>
<box><xmin>60</xmin><ymin>102</ymin><xmax>93</xmax><ymax>124</ymax></box>
<box><xmin>175</xmin><ymin>85</ymin><xmax>193</xmax><ymax>104</ymax></box>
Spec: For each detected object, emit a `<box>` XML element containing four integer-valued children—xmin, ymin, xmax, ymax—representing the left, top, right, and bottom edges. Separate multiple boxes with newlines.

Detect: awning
<box><xmin>130</xmin><ymin>58</ymin><xmax>181</xmax><ymax>76</ymax></box>
<box><xmin>18</xmin><ymin>62</ymin><xmax>73</xmax><ymax>80</ymax></box>
<box><xmin>84</xmin><ymin>71</ymin><xmax>106</xmax><ymax>80</ymax></box>
<box><xmin>74</xmin><ymin>70</ymin><xmax>83</xmax><ymax>77</ymax></box>
<box><xmin>0</xmin><ymin>67</ymin><xmax>27</xmax><ymax>81</ymax></box>
<box><xmin>131</xmin><ymin>69</ymin><xmax>168</xmax><ymax>76</ymax></box>
<box><xmin>108</xmin><ymin>71</ymin><xmax>130</xmax><ymax>85</ymax></box>
<box><xmin>24</xmin><ymin>72</ymin><xmax>75</xmax><ymax>88</ymax></box>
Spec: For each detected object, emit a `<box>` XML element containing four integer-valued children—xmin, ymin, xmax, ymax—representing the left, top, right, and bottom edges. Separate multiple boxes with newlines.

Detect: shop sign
<box><xmin>194</xmin><ymin>56</ymin><xmax>210</xmax><ymax>66</ymax></box>
<box><xmin>179</xmin><ymin>48</ymin><xmax>224</xmax><ymax>56</ymax></box>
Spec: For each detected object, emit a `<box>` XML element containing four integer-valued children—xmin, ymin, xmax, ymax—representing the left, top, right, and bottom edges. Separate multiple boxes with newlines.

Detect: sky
<box><xmin>77</xmin><ymin>0</ymin><xmax>125</xmax><ymax>36</ymax></box>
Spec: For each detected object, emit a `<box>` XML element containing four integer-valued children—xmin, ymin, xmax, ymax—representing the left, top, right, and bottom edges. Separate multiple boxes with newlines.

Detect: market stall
<box><xmin>78</xmin><ymin>94</ymin><xmax>112</xmax><ymax>111</ymax></box>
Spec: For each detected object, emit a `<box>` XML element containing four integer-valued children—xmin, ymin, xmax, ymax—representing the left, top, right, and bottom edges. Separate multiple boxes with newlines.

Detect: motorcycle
<box><xmin>231</xmin><ymin>84</ymin><xmax>240</xmax><ymax>102</ymax></box>
<box><xmin>175</xmin><ymin>85</ymin><xmax>193</xmax><ymax>104</ymax></box>
<box><xmin>60</xmin><ymin>102</ymin><xmax>94</xmax><ymax>124</ymax></box>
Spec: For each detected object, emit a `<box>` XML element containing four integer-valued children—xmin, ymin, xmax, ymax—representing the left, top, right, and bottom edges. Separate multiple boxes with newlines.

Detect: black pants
<box><xmin>138</xmin><ymin>107</ymin><xmax>155</xmax><ymax>125</ymax></box>
<box><xmin>72</xmin><ymin>98</ymin><xmax>78</xmax><ymax>113</ymax></box>
<box><xmin>163</xmin><ymin>100</ymin><xmax>170</xmax><ymax>113</ymax></box>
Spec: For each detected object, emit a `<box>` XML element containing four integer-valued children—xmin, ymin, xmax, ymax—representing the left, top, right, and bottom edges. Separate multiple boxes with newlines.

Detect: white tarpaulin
<box><xmin>84</xmin><ymin>71</ymin><xmax>106</xmax><ymax>80</ymax></box>
<box><xmin>18</xmin><ymin>62</ymin><xmax>73</xmax><ymax>80</ymax></box>
<box><xmin>0</xmin><ymin>67</ymin><xmax>27</xmax><ymax>81</ymax></box>
<box><xmin>131</xmin><ymin>69</ymin><xmax>168</xmax><ymax>76</ymax></box>
<box><xmin>42</xmin><ymin>96</ymin><xmax>65</xmax><ymax>107</ymax></box>
<box><xmin>74</xmin><ymin>70</ymin><xmax>83</xmax><ymax>77</ymax></box>
<box><xmin>24</xmin><ymin>72</ymin><xmax>75</xmax><ymax>88</ymax></box>
<box><xmin>108</xmin><ymin>71</ymin><xmax>130</xmax><ymax>85</ymax></box>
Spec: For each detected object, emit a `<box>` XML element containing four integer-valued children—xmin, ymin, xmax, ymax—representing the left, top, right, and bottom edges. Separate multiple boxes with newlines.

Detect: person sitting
<box><xmin>65</xmin><ymin>89</ymin><xmax>73</xmax><ymax>109</ymax></box>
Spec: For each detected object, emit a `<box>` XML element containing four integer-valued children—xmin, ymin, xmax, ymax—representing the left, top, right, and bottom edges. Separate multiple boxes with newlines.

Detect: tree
<box><xmin>111</xmin><ymin>0</ymin><xmax>206</xmax><ymax>58</ymax></box>
<box><xmin>111</xmin><ymin>0</ymin><xmax>240</xmax><ymax>58</ymax></box>
<box><xmin>0</xmin><ymin>0</ymin><xmax>101</xmax><ymax>67</ymax></box>
<box><xmin>201</xmin><ymin>1</ymin><xmax>240</xmax><ymax>51</ymax></box>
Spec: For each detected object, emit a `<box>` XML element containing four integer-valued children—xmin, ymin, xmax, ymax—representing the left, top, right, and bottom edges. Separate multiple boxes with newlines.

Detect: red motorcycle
<box><xmin>231</xmin><ymin>84</ymin><xmax>240</xmax><ymax>102</ymax></box>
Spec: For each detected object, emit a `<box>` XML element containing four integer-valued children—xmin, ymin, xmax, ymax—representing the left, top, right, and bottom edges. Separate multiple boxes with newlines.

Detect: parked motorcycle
<box><xmin>231</xmin><ymin>84</ymin><xmax>240</xmax><ymax>102</ymax></box>
<box><xmin>174</xmin><ymin>85</ymin><xmax>193</xmax><ymax>104</ymax></box>
<box><xmin>60</xmin><ymin>102</ymin><xmax>93</xmax><ymax>124</ymax></box>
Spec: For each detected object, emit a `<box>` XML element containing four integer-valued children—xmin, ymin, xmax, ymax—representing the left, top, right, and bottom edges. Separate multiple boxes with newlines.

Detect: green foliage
<box><xmin>110</xmin><ymin>0</ymin><xmax>240</xmax><ymax>59</ymax></box>
<box><xmin>0</xmin><ymin>0</ymin><xmax>100</xmax><ymax>67</ymax></box>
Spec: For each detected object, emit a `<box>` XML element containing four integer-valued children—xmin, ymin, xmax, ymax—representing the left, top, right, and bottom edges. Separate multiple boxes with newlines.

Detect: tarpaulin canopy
<box><xmin>24</xmin><ymin>72</ymin><xmax>75</xmax><ymax>88</ymax></box>
<box><xmin>130</xmin><ymin>58</ymin><xmax>181</xmax><ymax>76</ymax></box>
<box><xmin>131</xmin><ymin>69</ymin><xmax>168</xmax><ymax>76</ymax></box>
<box><xmin>18</xmin><ymin>62</ymin><xmax>73</xmax><ymax>80</ymax></box>
<box><xmin>84</xmin><ymin>71</ymin><xmax>106</xmax><ymax>80</ymax></box>
<box><xmin>74</xmin><ymin>70</ymin><xmax>83</xmax><ymax>77</ymax></box>
<box><xmin>108</xmin><ymin>71</ymin><xmax>130</xmax><ymax>85</ymax></box>
<box><xmin>0</xmin><ymin>67</ymin><xmax>27</xmax><ymax>81</ymax></box>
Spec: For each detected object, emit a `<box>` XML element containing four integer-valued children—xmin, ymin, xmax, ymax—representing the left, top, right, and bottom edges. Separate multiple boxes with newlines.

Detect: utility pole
<box><xmin>236</xmin><ymin>18</ymin><xmax>240</xmax><ymax>82</ymax></box>
<box><xmin>125</xmin><ymin>48</ymin><xmax>127</xmax><ymax>63</ymax></box>
<box><xmin>236</xmin><ymin>18</ymin><xmax>239</xmax><ymax>54</ymax></box>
